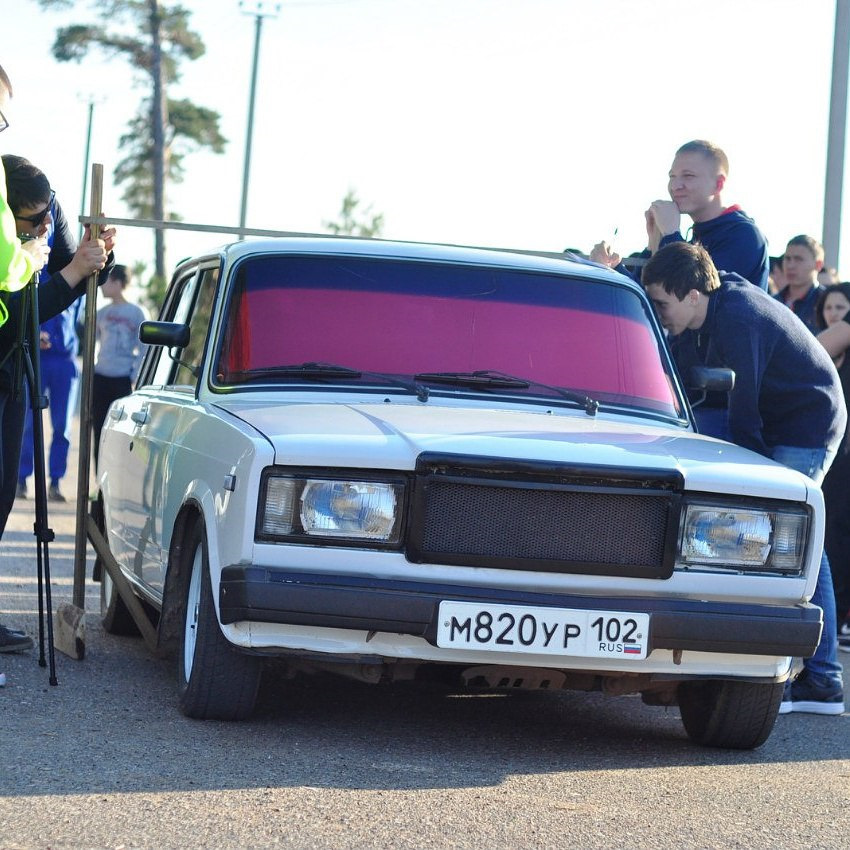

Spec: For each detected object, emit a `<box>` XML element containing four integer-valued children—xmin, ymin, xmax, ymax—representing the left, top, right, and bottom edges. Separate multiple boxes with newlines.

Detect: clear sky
<box><xmin>3</xmin><ymin>0</ymin><xmax>848</xmax><ymax>285</ymax></box>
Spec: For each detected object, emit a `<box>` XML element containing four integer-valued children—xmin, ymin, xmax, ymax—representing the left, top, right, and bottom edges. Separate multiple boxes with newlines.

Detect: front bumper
<box><xmin>219</xmin><ymin>566</ymin><xmax>822</xmax><ymax>658</ymax></box>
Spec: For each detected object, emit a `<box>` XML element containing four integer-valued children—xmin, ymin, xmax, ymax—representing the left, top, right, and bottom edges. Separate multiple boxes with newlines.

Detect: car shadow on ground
<box><xmin>1</xmin><ymin>621</ymin><xmax>847</xmax><ymax>799</ymax></box>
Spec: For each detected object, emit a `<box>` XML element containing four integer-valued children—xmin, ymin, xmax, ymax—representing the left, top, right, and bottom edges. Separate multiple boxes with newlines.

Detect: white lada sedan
<box><xmin>96</xmin><ymin>237</ymin><xmax>824</xmax><ymax>748</ymax></box>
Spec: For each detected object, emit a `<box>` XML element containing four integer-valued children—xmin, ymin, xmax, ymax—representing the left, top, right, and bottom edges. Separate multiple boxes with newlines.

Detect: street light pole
<box><xmin>238</xmin><ymin>1</ymin><xmax>280</xmax><ymax>238</ymax></box>
<box><xmin>823</xmin><ymin>0</ymin><xmax>850</xmax><ymax>270</ymax></box>
<box><xmin>78</xmin><ymin>98</ymin><xmax>96</xmax><ymax>242</ymax></box>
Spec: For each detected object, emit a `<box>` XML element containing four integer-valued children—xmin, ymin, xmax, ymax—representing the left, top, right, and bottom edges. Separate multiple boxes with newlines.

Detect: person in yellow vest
<box><xmin>0</xmin><ymin>62</ymin><xmax>116</xmax><ymax>655</ymax></box>
<box><xmin>0</xmin><ymin>66</ymin><xmax>48</xmax><ymax>306</ymax></box>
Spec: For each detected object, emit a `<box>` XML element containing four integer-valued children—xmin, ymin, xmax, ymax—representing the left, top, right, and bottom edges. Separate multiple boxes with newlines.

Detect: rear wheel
<box><xmin>177</xmin><ymin>522</ymin><xmax>262</xmax><ymax>720</ymax></box>
<box><xmin>100</xmin><ymin>565</ymin><xmax>140</xmax><ymax>636</ymax></box>
<box><xmin>678</xmin><ymin>679</ymin><xmax>783</xmax><ymax>749</ymax></box>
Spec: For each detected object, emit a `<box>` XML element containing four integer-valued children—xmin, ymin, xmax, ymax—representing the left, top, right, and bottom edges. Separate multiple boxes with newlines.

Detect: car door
<box><xmin>137</xmin><ymin>264</ymin><xmax>220</xmax><ymax>593</ymax></box>
<box><xmin>102</xmin><ymin>265</ymin><xmax>220</xmax><ymax>595</ymax></box>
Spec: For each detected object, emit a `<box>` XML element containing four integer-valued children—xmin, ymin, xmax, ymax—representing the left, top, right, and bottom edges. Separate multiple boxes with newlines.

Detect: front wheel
<box><xmin>177</xmin><ymin>522</ymin><xmax>262</xmax><ymax>720</ymax></box>
<box><xmin>678</xmin><ymin>679</ymin><xmax>783</xmax><ymax>749</ymax></box>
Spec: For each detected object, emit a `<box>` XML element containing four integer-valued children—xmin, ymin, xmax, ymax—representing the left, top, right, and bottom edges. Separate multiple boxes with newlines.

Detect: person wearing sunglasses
<box><xmin>15</xmin><ymin>189</ymin><xmax>54</xmax><ymax>231</ymax></box>
<box><xmin>4</xmin><ymin>155</ymin><xmax>86</xmax><ymax>504</ymax></box>
<box><xmin>0</xmin><ymin>62</ymin><xmax>117</xmax><ymax>658</ymax></box>
<box><xmin>0</xmin><ymin>66</ymin><xmax>49</xmax><ymax>304</ymax></box>
<box><xmin>0</xmin><ymin>63</ymin><xmax>47</xmax><ymax>656</ymax></box>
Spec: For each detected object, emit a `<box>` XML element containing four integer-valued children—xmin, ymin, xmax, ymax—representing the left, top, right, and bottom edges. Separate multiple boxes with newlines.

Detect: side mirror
<box><xmin>140</xmin><ymin>320</ymin><xmax>190</xmax><ymax>348</ymax></box>
<box><xmin>687</xmin><ymin>366</ymin><xmax>735</xmax><ymax>409</ymax></box>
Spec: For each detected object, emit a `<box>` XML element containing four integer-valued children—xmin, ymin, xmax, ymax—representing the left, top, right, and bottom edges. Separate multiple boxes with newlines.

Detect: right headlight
<box><xmin>679</xmin><ymin>501</ymin><xmax>810</xmax><ymax>575</ymax></box>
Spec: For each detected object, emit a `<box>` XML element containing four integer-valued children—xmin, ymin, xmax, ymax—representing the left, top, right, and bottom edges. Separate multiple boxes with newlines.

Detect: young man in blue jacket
<box><xmin>643</xmin><ymin>241</ymin><xmax>845</xmax><ymax>715</ymax></box>
<box><xmin>593</xmin><ymin>140</ymin><xmax>770</xmax><ymax>291</ymax></box>
<box><xmin>775</xmin><ymin>234</ymin><xmax>822</xmax><ymax>334</ymax></box>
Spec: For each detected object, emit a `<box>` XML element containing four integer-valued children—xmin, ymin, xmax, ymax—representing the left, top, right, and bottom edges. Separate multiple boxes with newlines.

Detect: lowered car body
<box><xmin>97</xmin><ymin>238</ymin><xmax>824</xmax><ymax>749</ymax></box>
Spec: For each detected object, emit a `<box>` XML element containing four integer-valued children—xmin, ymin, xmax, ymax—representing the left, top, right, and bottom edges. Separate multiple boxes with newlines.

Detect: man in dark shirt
<box><xmin>592</xmin><ymin>140</ymin><xmax>770</xmax><ymax>290</ymax></box>
<box><xmin>643</xmin><ymin>241</ymin><xmax>845</xmax><ymax>715</ymax></box>
<box><xmin>775</xmin><ymin>234</ymin><xmax>822</xmax><ymax>333</ymax></box>
<box><xmin>4</xmin><ymin>155</ymin><xmax>82</xmax><ymax>503</ymax></box>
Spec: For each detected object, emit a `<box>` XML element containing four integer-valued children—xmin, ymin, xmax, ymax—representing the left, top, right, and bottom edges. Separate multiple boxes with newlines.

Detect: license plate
<box><xmin>437</xmin><ymin>601</ymin><xmax>650</xmax><ymax>660</ymax></box>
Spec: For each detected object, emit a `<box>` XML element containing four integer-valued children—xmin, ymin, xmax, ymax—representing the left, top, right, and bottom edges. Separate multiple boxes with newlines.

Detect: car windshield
<box><xmin>213</xmin><ymin>254</ymin><xmax>683</xmax><ymax>419</ymax></box>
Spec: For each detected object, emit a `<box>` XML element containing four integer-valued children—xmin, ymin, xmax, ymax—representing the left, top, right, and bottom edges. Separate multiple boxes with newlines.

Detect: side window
<box><xmin>172</xmin><ymin>267</ymin><xmax>220</xmax><ymax>389</ymax></box>
<box><xmin>142</xmin><ymin>269</ymin><xmax>200</xmax><ymax>388</ymax></box>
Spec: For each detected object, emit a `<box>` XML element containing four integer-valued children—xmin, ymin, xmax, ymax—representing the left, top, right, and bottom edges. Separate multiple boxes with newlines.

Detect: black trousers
<box><xmin>92</xmin><ymin>373</ymin><xmax>132</xmax><ymax>467</ymax></box>
<box><xmin>823</xmin><ymin>450</ymin><xmax>850</xmax><ymax>624</ymax></box>
<box><xmin>0</xmin><ymin>385</ymin><xmax>27</xmax><ymax>539</ymax></box>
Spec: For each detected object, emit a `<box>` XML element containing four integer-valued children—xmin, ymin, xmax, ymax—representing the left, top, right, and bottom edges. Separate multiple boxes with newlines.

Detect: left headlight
<box><xmin>259</xmin><ymin>472</ymin><xmax>405</xmax><ymax>546</ymax></box>
<box><xmin>679</xmin><ymin>502</ymin><xmax>809</xmax><ymax>574</ymax></box>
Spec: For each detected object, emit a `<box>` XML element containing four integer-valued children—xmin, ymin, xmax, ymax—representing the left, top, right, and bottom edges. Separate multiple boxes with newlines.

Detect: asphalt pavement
<box><xmin>0</xmin><ymin>421</ymin><xmax>848</xmax><ymax>849</ymax></box>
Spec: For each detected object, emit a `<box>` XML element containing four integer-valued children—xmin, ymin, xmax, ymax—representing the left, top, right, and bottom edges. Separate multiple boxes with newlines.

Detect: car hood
<box><xmin>213</xmin><ymin>398</ymin><xmax>810</xmax><ymax>501</ymax></box>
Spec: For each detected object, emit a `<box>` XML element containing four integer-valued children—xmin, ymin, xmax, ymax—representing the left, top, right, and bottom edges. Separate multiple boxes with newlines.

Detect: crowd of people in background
<box><xmin>587</xmin><ymin>139</ymin><xmax>850</xmax><ymax>715</ymax></box>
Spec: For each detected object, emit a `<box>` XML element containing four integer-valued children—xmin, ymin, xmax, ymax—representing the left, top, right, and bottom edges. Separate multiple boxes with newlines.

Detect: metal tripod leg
<box><xmin>20</xmin><ymin>279</ymin><xmax>58</xmax><ymax>685</ymax></box>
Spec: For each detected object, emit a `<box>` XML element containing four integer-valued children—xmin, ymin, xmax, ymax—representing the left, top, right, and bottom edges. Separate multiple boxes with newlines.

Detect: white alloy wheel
<box><xmin>183</xmin><ymin>546</ymin><xmax>203</xmax><ymax>680</ymax></box>
<box><xmin>176</xmin><ymin>521</ymin><xmax>262</xmax><ymax>719</ymax></box>
<box><xmin>101</xmin><ymin>569</ymin><xmax>114</xmax><ymax>615</ymax></box>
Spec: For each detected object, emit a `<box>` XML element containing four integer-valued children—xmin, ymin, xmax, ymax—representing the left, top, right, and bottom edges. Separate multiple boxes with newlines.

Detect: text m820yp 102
<box><xmin>436</xmin><ymin>601</ymin><xmax>650</xmax><ymax>660</ymax></box>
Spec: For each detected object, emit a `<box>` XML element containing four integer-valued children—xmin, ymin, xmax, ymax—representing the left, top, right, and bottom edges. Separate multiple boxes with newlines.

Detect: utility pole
<box><xmin>823</xmin><ymin>0</ymin><xmax>850</xmax><ymax>270</ymax></box>
<box><xmin>238</xmin><ymin>1</ymin><xmax>280</xmax><ymax>238</ymax></box>
<box><xmin>77</xmin><ymin>97</ymin><xmax>99</xmax><ymax>242</ymax></box>
<box><xmin>150</xmin><ymin>0</ymin><xmax>168</xmax><ymax>280</ymax></box>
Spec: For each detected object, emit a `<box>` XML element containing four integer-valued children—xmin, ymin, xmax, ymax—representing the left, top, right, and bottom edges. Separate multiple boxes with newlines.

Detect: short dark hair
<box><xmin>109</xmin><ymin>265</ymin><xmax>129</xmax><ymax>286</ymax></box>
<box><xmin>2</xmin><ymin>155</ymin><xmax>50</xmax><ymax>214</ymax></box>
<box><xmin>642</xmin><ymin>241</ymin><xmax>721</xmax><ymax>300</ymax></box>
<box><xmin>0</xmin><ymin>64</ymin><xmax>12</xmax><ymax>97</ymax></box>
<box><xmin>786</xmin><ymin>234</ymin><xmax>824</xmax><ymax>263</ymax></box>
<box><xmin>769</xmin><ymin>255</ymin><xmax>784</xmax><ymax>274</ymax></box>
<box><xmin>676</xmin><ymin>140</ymin><xmax>729</xmax><ymax>176</ymax></box>
<box><xmin>814</xmin><ymin>281</ymin><xmax>850</xmax><ymax>331</ymax></box>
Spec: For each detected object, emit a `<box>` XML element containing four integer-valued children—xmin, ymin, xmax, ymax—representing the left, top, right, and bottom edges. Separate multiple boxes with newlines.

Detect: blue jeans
<box><xmin>692</xmin><ymin>405</ymin><xmax>730</xmax><ymax>443</ymax></box>
<box><xmin>18</xmin><ymin>355</ymin><xmax>79</xmax><ymax>485</ymax></box>
<box><xmin>770</xmin><ymin>445</ymin><xmax>842</xmax><ymax>684</ymax></box>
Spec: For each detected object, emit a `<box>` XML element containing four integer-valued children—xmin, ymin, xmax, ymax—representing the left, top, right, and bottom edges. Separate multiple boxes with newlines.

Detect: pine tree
<box><xmin>38</xmin><ymin>0</ymin><xmax>227</xmax><ymax>281</ymax></box>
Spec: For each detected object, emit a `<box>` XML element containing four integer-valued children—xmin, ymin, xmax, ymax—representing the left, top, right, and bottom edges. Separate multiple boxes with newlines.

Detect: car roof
<box><xmin>176</xmin><ymin>236</ymin><xmax>639</xmax><ymax>291</ymax></box>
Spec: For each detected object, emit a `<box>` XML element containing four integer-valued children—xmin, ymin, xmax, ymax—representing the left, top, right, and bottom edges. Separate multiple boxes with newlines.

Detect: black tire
<box><xmin>678</xmin><ymin>679</ymin><xmax>783</xmax><ymax>749</ymax></box>
<box><xmin>100</xmin><ymin>565</ymin><xmax>141</xmax><ymax>636</ymax></box>
<box><xmin>177</xmin><ymin>521</ymin><xmax>262</xmax><ymax>720</ymax></box>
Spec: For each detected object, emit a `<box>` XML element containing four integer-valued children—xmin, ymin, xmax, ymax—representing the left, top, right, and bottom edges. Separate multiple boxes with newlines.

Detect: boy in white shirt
<box><xmin>92</xmin><ymin>265</ymin><xmax>146</xmax><ymax>465</ymax></box>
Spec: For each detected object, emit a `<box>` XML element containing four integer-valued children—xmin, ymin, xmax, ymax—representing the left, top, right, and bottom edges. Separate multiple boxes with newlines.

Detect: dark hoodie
<box><xmin>671</xmin><ymin>274</ymin><xmax>845</xmax><ymax>457</ymax></box>
<box><xmin>660</xmin><ymin>205</ymin><xmax>769</xmax><ymax>290</ymax></box>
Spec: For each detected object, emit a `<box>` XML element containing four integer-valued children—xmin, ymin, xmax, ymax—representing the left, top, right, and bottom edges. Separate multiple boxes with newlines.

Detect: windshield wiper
<box><xmin>229</xmin><ymin>363</ymin><xmax>431</xmax><ymax>401</ymax></box>
<box><xmin>232</xmin><ymin>362</ymin><xmax>363</xmax><ymax>380</ymax></box>
<box><xmin>415</xmin><ymin>370</ymin><xmax>600</xmax><ymax>416</ymax></box>
<box><xmin>413</xmin><ymin>370</ymin><xmax>531</xmax><ymax>389</ymax></box>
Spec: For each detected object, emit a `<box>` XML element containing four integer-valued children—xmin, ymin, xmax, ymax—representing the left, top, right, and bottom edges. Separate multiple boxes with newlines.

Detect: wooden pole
<box><xmin>72</xmin><ymin>163</ymin><xmax>103</xmax><ymax>609</ymax></box>
<box><xmin>78</xmin><ymin>214</ymin><xmax>571</xmax><ymax>262</ymax></box>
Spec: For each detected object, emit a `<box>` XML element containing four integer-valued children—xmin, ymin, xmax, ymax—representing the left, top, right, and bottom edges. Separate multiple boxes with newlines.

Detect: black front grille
<box><xmin>407</xmin><ymin>454</ymin><xmax>682</xmax><ymax>579</ymax></box>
